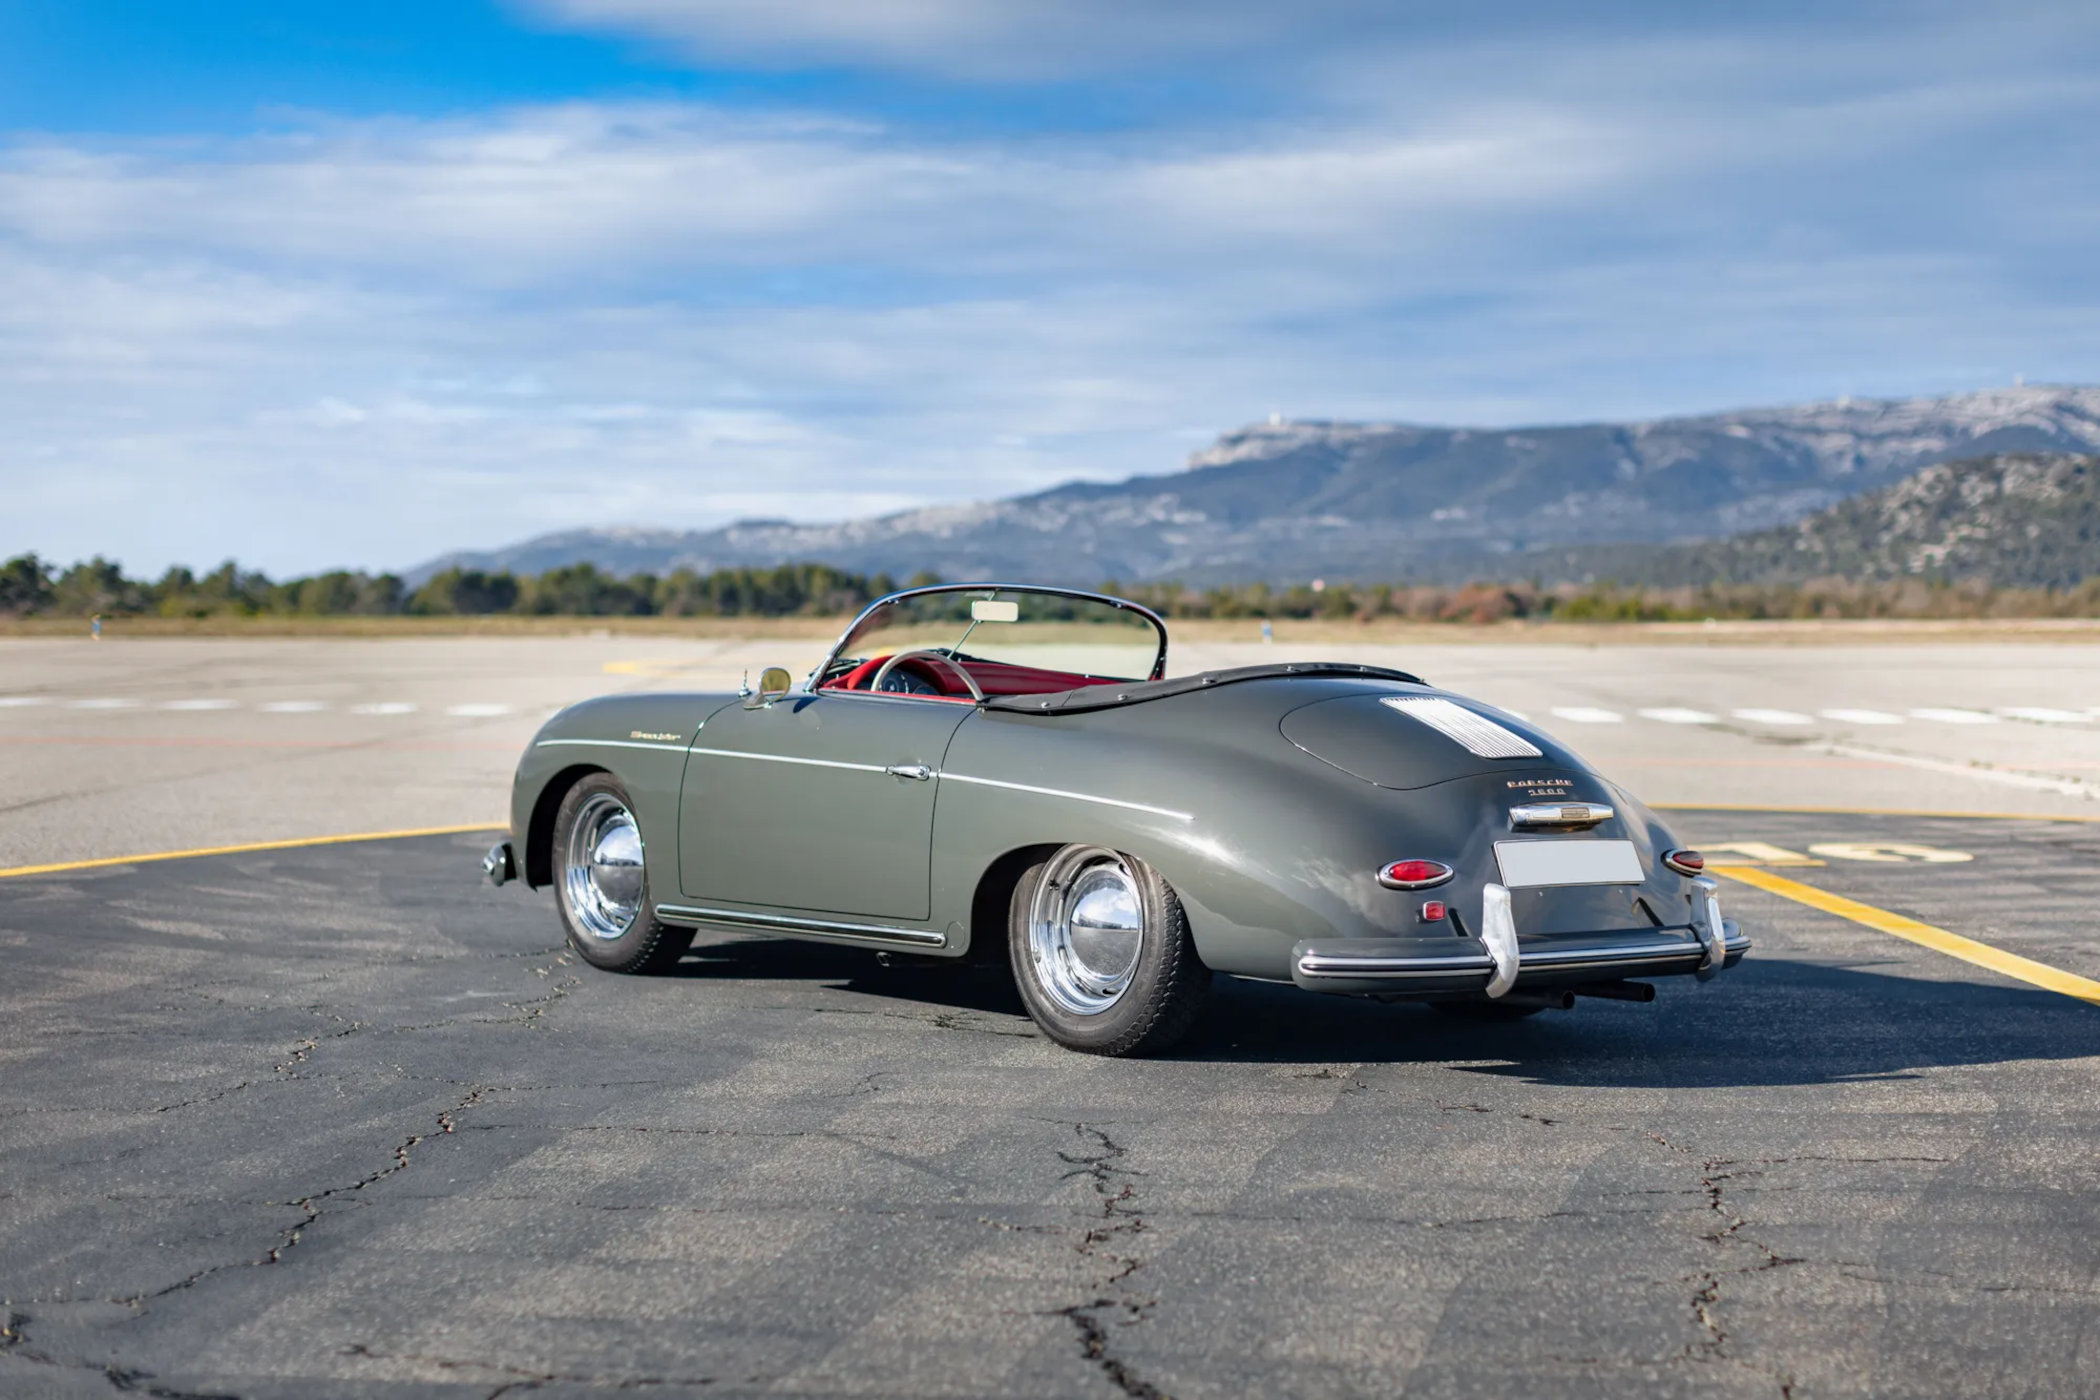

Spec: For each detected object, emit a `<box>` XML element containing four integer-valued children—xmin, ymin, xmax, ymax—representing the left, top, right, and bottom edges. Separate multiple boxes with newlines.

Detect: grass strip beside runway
<box><xmin>1717</xmin><ymin>865</ymin><xmax>2100</xmax><ymax>1007</ymax></box>
<box><xmin>0</xmin><ymin>823</ymin><xmax>504</xmax><ymax>880</ymax></box>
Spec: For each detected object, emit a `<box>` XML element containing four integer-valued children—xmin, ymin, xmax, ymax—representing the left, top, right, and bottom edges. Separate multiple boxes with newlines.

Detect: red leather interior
<box><xmin>821</xmin><ymin>654</ymin><xmax>1114</xmax><ymax>700</ymax></box>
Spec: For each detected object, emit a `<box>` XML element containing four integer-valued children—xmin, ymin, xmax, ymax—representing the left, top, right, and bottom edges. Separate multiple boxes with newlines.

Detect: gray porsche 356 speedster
<box><xmin>486</xmin><ymin>582</ymin><xmax>1746</xmax><ymax>1054</ymax></box>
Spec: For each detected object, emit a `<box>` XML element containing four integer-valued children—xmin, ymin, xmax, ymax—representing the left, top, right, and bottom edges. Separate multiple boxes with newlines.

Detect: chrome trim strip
<box><xmin>1522</xmin><ymin>940</ymin><xmax>1703</xmax><ymax>968</ymax></box>
<box><xmin>939</xmin><ymin>772</ymin><xmax>1193</xmax><ymax>822</ymax></box>
<box><xmin>653</xmin><ymin>903</ymin><xmax>947</xmax><ymax>947</ymax></box>
<box><xmin>686</xmin><ymin>747</ymin><xmax>890</xmax><ymax>775</ymax></box>
<box><xmin>536</xmin><ymin>738</ymin><xmax>691</xmax><ymax>753</ymax></box>
<box><xmin>1508</xmin><ymin>802</ymin><xmax>1615</xmax><ymax>829</ymax></box>
<box><xmin>1298</xmin><ymin>952</ymin><xmax>1494</xmax><ymax>977</ymax></box>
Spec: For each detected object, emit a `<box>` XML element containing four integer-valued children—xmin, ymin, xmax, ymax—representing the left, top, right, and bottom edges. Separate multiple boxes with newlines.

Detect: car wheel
<box><xmin>552</xmin><ymin>774</ymin><xmax>692</xmax><ymax>974</ymax></box>
<box><xmin>1009</xmin><ymin>844</ymin><xmax>1209</xmax><ymax>1056</ymax></box>
<box><xmin>1430</xmin><ymin>1000</ymin><xmax>1544</xmax><ymax>1021</ymax></box>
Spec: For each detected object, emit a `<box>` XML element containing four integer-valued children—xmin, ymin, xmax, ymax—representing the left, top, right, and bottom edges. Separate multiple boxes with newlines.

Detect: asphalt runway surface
<box><xmin>3</xmin><ymin>633</ymin><xmax>2099</xmax><ymax>1397</ymax></box>
<box><xmin>4</xmin><ymin>809</ymin><xmax>2098</xmax><ymax>1399</ymax></box>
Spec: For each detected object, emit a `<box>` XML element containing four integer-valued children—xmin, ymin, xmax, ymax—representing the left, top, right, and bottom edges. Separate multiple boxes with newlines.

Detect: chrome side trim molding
<box><xmin>537</xmin><ymin>737</ymin><xmax>691</xmax><ymax>753</ymax></box>
<box><xmin>940</xmin><ymin>772</ymin><xmax>1193</xmax><ymax>822</ymax></box>
<box><xmin>686</xmin><ymin>747</ymin><xmax>891</xmax><ymax>775</ymax></box>
<box><xmin>653</xmin><ymin>903</ymin><xmax>947</xmax><ymax>947</ymax></box>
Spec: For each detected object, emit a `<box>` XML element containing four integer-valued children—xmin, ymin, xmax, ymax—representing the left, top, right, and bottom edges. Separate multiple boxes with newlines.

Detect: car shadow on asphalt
<box><xmin>1181</xmin><ymin>957</ymin><xmax>2100</xmax><ymax>1087</ymax></box>
<box><xmin>668</xmin><ymin>936</ymin><xmax>2100</xmax><ymax>1086</ymax></box>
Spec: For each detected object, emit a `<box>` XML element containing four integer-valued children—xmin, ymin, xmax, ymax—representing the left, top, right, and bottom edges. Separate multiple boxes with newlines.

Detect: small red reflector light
<box><xmin>1663</xmin><ymin>849</ymin><xmax>1706</xmax><ymax>876</ymax></box>
<box><xmin>1378</xmin><ymin>859</ymin><xmax>1455</xmax><ymax>890</ymax></box>
<box><xmin>1419</xmin><ymin>900</ymin><xmax>1448</xmax><ymax>923</ymax></box>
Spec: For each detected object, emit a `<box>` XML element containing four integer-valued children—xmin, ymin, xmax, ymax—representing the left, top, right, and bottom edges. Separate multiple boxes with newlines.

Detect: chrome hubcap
<box><xmin>1027</xmin><ymin>846</ymin><xmax>1144</xmax><ymax>1016</ymax></box>
<box><xmin>561</xmin><ymin>793</ymin><xmax>644</xmax><ymax>941</ymax></box>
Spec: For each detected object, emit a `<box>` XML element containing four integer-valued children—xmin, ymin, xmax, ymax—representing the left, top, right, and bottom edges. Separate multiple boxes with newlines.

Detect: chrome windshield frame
<box><xmin>810</xmin><ymin>583</ymin><xmax>1170</xmax><ymax>693</ymax></box>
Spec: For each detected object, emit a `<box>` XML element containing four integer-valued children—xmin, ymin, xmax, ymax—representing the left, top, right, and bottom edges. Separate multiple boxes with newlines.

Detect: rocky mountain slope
<box><xmin>411</xmin><ymin>385</ymin><xmax>2100</xmax><ymax>586</ymax></box>
<box><xmin>1533</xmin><ymin>452</ymin><xmax>2100</xmax><ymax>589</ymax></box>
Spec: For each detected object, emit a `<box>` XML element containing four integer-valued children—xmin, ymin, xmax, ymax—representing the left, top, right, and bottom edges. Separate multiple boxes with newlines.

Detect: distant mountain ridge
<box><xmin>410</xmin><ymin>385</ymin><xmax>2100</xmax><ymax>587</ymax></box>
<box><xmin>1531</xmin><ymin>452</ymin><xmax>2100</xmax><ymax>590</ymax></box>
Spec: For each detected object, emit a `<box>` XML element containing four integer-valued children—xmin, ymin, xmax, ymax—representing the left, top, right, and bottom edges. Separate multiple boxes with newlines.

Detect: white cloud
<box><xmin>523</xmin><ymin>0</ymin><xmax>1361</xmax><ymax>80</ymax></box>
<box><xmin>2</xmin><ymin>9</ymin><xmax>2099</xmax><ymax>576</ymax></box>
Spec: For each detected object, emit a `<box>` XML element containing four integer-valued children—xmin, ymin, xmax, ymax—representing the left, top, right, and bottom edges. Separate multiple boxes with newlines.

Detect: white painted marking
<box><xmin>1909</xmin><ymin>707</ymin><xmax>1996</xmax><ymax>725</ymax></box>
<box><xmin>1819</xmin><ymin>741</ymin><xmax>2100</xmax><ymax>800</ymax></box>
<box><xmin>160</xmin><ymin>699</ymin><xmax>237</xmax><ymax>711</ymax></box>
<box><xmin>446</xmin><ymin>703</ymin><xmax>515</xmax><ymax>717</ymax></box>
<box><xmin>0</xmin><ymin>696</ymin><xmax>50</xmax><ymax>707</ymax></box>
<box><xmin>258</xmin><ymin>700</ymin><xmax>329</xmax><ymax>713</ymax></box>
<box><xmin>1998</xmin><ymin>707</ymin><xmax>2088</xmax><ymax>724</ymax></box>
<box><xmin>1819</xmin><ymin>708</ymin><xmax>1903</xmax><ymax>725</ymax></box>
<box><xmin>1549</xmin><ymin>706</ymin><xmax>1622</xmax><ymax>724</ymax></box>
<box><xmin>351</xmin><ymin>702</ymin><xmax>418</xmax><ymax>715</ymax></box>
<box><xmin>1639</xmin><ymin>707</ymin><xmax>1718</xmax><ymax>724</ymax></box>
<box><xmin>70</xmin><ymin>698</ymin><xmax>139</xmax><ymax>710</ymax></box>
<box><xmin>1732</xmin><ymin>708</ymin><xmax>1812</xmax><ymax>726</ymax></box>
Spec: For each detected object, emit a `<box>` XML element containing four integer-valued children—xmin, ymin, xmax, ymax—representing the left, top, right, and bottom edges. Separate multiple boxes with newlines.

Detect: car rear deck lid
<box><xmin>1281</xmin><ymin>693</ymin><xmax>1570</xmax><ymax>789</ymax></box>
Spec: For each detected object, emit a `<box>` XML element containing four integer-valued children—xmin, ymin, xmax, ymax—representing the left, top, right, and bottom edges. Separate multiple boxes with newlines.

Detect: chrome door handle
<box><xmin>885</xmin><ymin>764</ymin><xmax>934</xmax><ymax>781</ymax></box>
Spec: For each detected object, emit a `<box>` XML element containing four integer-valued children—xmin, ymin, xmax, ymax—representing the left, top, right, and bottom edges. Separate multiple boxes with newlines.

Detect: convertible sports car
<box><xmin>486</xmin><ymin>583</ymin><xmax>1746</xmax><ymax>1055</ymax></box>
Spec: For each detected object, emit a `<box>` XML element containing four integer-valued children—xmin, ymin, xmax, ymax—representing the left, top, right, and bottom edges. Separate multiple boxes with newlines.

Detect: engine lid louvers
<box><xmin>1380</xmin><ymin>696</ymin><xmax>1542</xmax><ymax>759</ymax></box>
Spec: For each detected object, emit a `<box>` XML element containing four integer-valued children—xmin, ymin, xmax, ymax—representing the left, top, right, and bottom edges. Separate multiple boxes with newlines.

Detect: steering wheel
<box><xmin>869</xmin><ymin>648</ymin><xmax>985</xmax><ymax>702</ymax></box>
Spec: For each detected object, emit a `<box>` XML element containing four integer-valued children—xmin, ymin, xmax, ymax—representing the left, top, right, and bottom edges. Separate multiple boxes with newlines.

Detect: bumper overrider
<box><xmin>1291</xmin><ymin>876</ymin><xmax>1748</xmax><ymax>998</ymax></box>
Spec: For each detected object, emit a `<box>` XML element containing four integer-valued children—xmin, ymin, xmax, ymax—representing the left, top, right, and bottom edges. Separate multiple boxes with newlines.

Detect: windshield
<box><xmin>817</xmin><ymin>587</ymin><xmax>1167</xmax><ymax>701</ymax></box>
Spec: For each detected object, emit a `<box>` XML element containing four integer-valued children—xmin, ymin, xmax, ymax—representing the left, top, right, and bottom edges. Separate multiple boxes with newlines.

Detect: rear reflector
<box><xmin>1663</xmin><ymin>849</ymin><xmax>1706</xmax><ymax>876</ymax></box>
<box><xmin>1378</xmin><ymin>859</ymin><xmax>1455</xmax><ymax>890</ymax></box>
<box><xmin>1419</xmin><ymin>900</ymin><xmax>1448</xmax><ymax>923</ymax></box>
<box><xmin>1381</xmin><ymin>696</ymin><xmax>1542</xmax><ymax>759</ymax></box>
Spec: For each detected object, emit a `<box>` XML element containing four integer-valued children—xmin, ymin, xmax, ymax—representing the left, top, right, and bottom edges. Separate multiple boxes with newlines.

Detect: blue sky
<box><xmin>3</xmin><ymin>1</ymin><xmax>2097</xmax><ymax>575</ymax></box>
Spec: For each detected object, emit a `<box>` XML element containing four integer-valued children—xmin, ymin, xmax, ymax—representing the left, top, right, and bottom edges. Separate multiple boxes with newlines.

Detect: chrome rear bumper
<box><xmin>1291</xmin><ymin>921</ymin><xmax>1748</xmax><ymax>997</ymax></box>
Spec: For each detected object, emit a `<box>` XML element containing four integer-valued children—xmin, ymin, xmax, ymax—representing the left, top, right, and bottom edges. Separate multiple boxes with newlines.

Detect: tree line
<box><xmin>4</xmin><ymin>552</ymin><xmax>2097</xmax><ymax>622</ymax></box>
<box><xmin>1110</xmin><ymin>576</ymin><xmax>2100</xmax><ymax>621</ymax></box>
<box><xmin>0</xmin><ymin>554</ymin><xmax>918</xmax><ymax>619</ymax></box>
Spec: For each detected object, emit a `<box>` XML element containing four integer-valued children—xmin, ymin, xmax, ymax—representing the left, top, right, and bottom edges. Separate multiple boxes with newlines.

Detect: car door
<box><xmin>677</xmin><ymin>690</ymin><xmax>971</xmax><ymax>919</ymax></box>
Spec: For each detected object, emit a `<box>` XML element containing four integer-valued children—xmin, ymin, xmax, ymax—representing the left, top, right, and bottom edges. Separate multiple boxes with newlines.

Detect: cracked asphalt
<box><xmin>4</xmin><ymin>813</ymin><xmax>2099</xmax><ymax>1399</ymax></box>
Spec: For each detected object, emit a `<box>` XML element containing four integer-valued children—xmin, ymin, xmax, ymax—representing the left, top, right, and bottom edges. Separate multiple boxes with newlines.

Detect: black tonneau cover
<box><xmin>983</xmin><ymin>662</ymin><xmax>1428</xmax><ymax>715</ymax></box>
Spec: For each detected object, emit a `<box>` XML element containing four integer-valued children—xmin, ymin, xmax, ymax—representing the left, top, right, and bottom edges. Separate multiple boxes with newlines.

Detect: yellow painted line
<box><xmin>1716</xmin><ymin>865</ymin><xmax>2100</xmax><ymax>1006</ymax></box>
<box><xmin>0</xmin><ymin>823</ymin><xmax>504</xmax><ymax>881</ymax></box>
<box><xmin>1655</xmin><ymin>801</ymin><xmax>2100</xmax><ymax>824</ymax></box>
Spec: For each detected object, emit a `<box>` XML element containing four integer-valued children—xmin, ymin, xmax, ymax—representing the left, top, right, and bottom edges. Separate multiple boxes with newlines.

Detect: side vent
<box><xmin>1381</xmin><ymin>696</ymin><xmax>1542</xmax><ymax>759</ymax></box>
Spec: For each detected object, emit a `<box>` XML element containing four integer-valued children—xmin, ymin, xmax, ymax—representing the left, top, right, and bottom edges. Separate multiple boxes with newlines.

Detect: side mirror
<box><xmin>745</xmin><ymin>666</ymin><xmax>794</xmax><ymax>709</ymax></box>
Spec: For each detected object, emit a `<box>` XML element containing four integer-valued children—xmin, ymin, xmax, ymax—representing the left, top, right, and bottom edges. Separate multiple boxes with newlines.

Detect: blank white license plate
<box><xmin>1494</xmin><ymin>839</ymin><xmax>1645</xmax><ymax>888</ymax></box>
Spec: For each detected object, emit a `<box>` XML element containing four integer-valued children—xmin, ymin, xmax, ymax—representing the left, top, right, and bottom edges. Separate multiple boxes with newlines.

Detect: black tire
<box><xmin>1008</xmin><ymin>846</ymin><xmax>1209</xmax><ymax>1056</ymax></box>
<box><xmin>551</xmin><ymin>773</ymin><xmax>692</xmax><ymax>974</ymax></box>
<box><xmin>1431</xmin><ymin>1000</ymin><xmax>1544</xmax><ymax>1021</ymax></box>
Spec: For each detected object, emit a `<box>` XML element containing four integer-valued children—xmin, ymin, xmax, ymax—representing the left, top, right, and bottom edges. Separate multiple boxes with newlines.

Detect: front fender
<box><xmin>507</xmin><ymin>693</ymin><xmax>738</xmax><ymax>889</ymax></box>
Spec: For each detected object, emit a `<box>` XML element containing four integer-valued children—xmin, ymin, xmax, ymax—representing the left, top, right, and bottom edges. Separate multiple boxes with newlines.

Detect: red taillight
<box><xmin>1378</xmin><ymin>859</ymin><xmax>1455</xmax><ymax>890</ymax></box>
<box><xmin>1419</xmin><ymin>900</ymin><xmax>1448</xmax><ymax>923</ymax></box>
<box><xmin>1663</xmin><ymin>849</ymin><xmax>1705</xmax><ymax>876</ymax></box>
